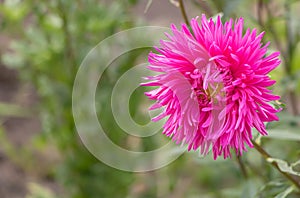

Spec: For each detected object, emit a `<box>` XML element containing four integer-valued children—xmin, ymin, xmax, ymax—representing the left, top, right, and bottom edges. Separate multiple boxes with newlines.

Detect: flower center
<box><xmin>185</xmin><ymin>68</ymin><xmax>225</xmax><ymax>106</ymax></box>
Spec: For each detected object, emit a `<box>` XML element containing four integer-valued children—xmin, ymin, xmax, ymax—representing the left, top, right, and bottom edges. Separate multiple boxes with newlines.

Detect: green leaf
<box><xmin>242</xmin><ymin>179</ymin><xmax>259</xmax><ymax>198</ymax></box>
<box><xmin>0</xmin><ymin>102</ymin><xmax>29</xmax><ymax>117</ymax></box>
<box><xmin>255</xmin><ymin>179</ymin><xmax>288</xmax><ymax>198</ymax></box>
<box><xmin>267</xmin><ymin>158</ymin><xmax>300</xmax><ymax>176</ymax></box>
<box><xmin>265</xmin><ymin>129</ymin><xmax>300</xmax><ymax>141</ymax></box>
<box><xmin>1</xmin><ymin>51</ymin><xmax>25</xmax><ymax>68</ymax></box>
<box><xmin>26</xmin><ymin>182</ymin><xmax>57</xmax><ymax>198</ymax></box>
<box><xmin>274</xmin><ymin>186</ymin><xmax>294</xmax><ymax>198</ymax></box>
<box><xmin>291</xmin><ymin>159</ymin><xmax>300</xmax><ymax>167</ymax></box>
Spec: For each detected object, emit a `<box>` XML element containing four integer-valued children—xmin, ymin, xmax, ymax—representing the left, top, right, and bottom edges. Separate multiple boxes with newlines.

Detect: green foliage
<box><xmin>1</xmin><ymin>0</ymin><xmax>139</xmax><ymax>197</ymax></box>
<box><xmin>267</xmin><ymin>158</ymin><xmax>300</xmax><ymax>176</ymax></box>
<box><xmin>1</xmin><ymin>0</ymin><xmax>300</xmax><ymax>198</ymax></box>
<box><xmin>0</xmin><ymin>102</ymin><xmax>29</xmax><ymax>117</ymax></box>
<box><xmin>26</xmin><ymin>183</ymin><xmax>57</xmax><ymax>198</ymax></box>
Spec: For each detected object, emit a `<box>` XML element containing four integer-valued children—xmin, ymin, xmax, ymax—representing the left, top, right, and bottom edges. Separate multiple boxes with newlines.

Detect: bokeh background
<box><xmin>0</xmin><ymin>0</ymin><xmax>299</xmax><ymax>197</ymax></box>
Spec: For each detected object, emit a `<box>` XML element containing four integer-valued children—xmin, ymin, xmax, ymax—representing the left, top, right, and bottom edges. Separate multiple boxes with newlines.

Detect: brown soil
<box><xmin>0</xmin><ymin>64</ymin><xmax>62</xmax><ymax>197</ymax></box>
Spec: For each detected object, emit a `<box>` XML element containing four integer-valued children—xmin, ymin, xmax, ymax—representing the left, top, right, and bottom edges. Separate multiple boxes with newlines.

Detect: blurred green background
<box><xmin>0</xmin><ymin>0</ymin><xmax>299</xmax><ymax>197</ymax></box>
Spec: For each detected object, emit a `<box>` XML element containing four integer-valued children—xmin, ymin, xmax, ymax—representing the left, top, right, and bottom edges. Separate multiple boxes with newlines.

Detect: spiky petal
<box><xmin>142</xmin><ymin>15</ymin><xmax>281</xmax><ymax>159</ymax></box>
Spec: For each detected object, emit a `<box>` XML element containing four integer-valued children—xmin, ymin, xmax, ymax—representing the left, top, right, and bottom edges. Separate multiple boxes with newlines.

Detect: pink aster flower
<box><xmin>142</xmin><ymin>15</ymin><xmax>281</xmax><ymax>159</ymax></box>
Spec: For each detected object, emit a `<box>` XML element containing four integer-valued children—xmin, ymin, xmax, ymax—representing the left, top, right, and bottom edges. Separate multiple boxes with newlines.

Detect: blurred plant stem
<box><xmin>178</xmin><ymin>0</ymin><xmax>190</xmax><ymax>26</ymax></box>
<box><xmin>57</xmin><ymin>0</ymin><xmax>77</xmax><ymax>80</ymax></box>
<box><xmin>236</xmin><ymin>154</ymin><xmax>248</xmax><ymax>179</ymax></box>
<box><xmin>192</xmin><ymin>0</ymin><xmax>213</xmax><ymax>17</ymax></box>
<box><xmin>284</xmin><ymin>1</ymin><xmax>299</xmax><ymax>116</ymax></box>
<box><xmin>257</xmin><ymin>0</ymin><xmax>299</xmax><ymax>115</ymax></box>
<box><xmin>251</xmin><ymin>140</ymin><xmax>300</xmax><ymax>190</ymax></box>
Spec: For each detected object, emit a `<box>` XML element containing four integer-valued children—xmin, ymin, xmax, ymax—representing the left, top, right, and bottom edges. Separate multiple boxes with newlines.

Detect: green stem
<box><xmin>251</xmin><ymin>140</ymin><xmax>300</xmax><ymax>190</ymax></box>
<box><xmin>236</xmin><ymin>154</ymin><xmax>248</xmax><ymax>179</ymax></box>
<box><xmin>179</xmin><ymin>0</ymin><xmax>190</xmax><ymax>26</ymax></box>
<box><xmin>57</xmin><ymin>0</ymin><xmax>77</xmax><ymax>79</ymax></box>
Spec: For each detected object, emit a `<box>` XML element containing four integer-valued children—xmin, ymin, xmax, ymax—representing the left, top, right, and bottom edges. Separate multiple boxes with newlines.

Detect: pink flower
<box><xmin>142</xmin><ymin>15</ymin><xmax>281</xmax><ymax>159</ymax></box>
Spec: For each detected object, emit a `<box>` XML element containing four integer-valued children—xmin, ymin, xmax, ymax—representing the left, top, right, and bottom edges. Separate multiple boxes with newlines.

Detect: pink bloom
<box><xmin>142</xmin><ymin>15</ymin><xmax>281</xmax><ymax>159</ymax></box>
